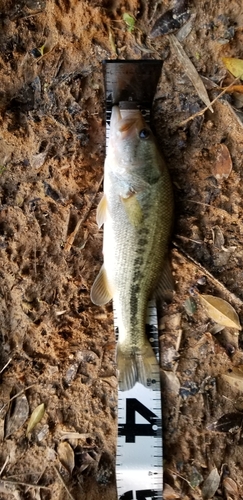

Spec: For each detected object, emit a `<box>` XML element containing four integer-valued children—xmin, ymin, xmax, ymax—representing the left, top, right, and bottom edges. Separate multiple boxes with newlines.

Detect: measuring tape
<box><xmin>103</xmin><ymin>60</ymin><xmax>163</xmax><ymax>500</ymax></box>
<box><xmin>115</xmin><ymin>300</ymin><xmax>163</xmax><ymax>500</ymax></box>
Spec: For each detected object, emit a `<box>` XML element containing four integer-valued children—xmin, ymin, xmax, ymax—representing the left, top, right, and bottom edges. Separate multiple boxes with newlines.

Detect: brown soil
<box><xmin>1</xmin><ymin>1</ymin><xmax>243</xmax><ymax>499</ymax></box>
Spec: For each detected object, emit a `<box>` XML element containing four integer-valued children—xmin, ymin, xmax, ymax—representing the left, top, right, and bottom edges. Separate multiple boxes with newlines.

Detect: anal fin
<box><xmin>96</xmin><ymin>194</ymin><xmax>108</xmax><ymax>229</ymax></box>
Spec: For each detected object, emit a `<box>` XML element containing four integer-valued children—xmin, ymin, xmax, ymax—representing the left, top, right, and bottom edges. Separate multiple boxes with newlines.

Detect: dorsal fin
<box><xmin>154</xmin><ymin>257</ymin><xmax>174</xmax><ymax>300</ymax></box>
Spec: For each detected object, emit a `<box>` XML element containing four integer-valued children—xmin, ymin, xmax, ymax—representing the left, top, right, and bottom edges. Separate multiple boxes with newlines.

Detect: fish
<box><xmin>91</xmin><ymin>105</ymin><xmax>173</xmax><ymax>391</ymax></box>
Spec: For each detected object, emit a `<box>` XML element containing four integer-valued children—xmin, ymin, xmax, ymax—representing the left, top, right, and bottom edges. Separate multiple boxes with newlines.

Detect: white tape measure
<box><xmin>115</xmin><ymin>300</ymin><xmax>163</xmax><ymax>500</ymax></box>
<box><xmin>103</xmin><ymin>61</ymin><xmax>163</xmax><ymax>500</ymax></box>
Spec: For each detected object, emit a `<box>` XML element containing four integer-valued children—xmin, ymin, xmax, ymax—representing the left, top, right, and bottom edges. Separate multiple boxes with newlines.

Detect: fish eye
<box><xmin>139</xmin><ymin>128</ymin><xmax>150</xmax><ymax>139</ymax></box>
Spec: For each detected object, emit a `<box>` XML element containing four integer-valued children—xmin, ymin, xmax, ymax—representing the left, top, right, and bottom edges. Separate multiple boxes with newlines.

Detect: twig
<box><xmin>0</xmin><ymin>358</ymin><xmax>12</xmax><ymax>375</ymax></box>
<box><xmin>167</xmin><ymin>468</ymin><xmax>195</xmax><ymax>489</ymax></box>
<box><xmin>64</xmin><ymin>176</ymin><xmax>103</xmax><ymax>252</ymax></box>
<box><xmin>176</xmin><ymin>75</ymin><xmax>241</xmax><ymax>128</ymax></box>
<box><xmin>173</xmin><ymin>395</ymin><xmax>182</xmax><ymax>430</ymax></box>
<box><xmin>25</xmin><ymin>467</ymin><xmax>47</xmax><ymax>493</ymax></box>
<box><xmin>172</xmin><ymin>241</ymin><xmax>243</xmax><ymax>309</ymax></box>
<box><xmin>19</xmin><ymin>10</ymin><xmax>44</xmax><ymax>19</ymax></box>
<box><xmin>59</xmin><ymin>431</ymin><xmax>93</xmax><ymax>441</ymax></box>
<box><xmin>0</xmin><ymin>479</ymin><xmax>50</xmax><ymax>490</ymax></box>
<box><xmin>175</xmin><ymin>234</ymin><xmax>203</xmax><ymax>245</ymax></box>
<box><xmin>54</xmin><ymin>465</ymin><xmax>76</xmax><ymax>500</ymax></box>
<box><xmin>0</xmin><ymin>384</ymin><xmax>36</xmax><ymax>415</ymax></box>
<box><xmin>186</xmin><ymin>199</ymin><xmax>211</xmax><ymax>207</ymax></box>
<box><xmin>0</xmin><ymin>457</ymin><xmax>9</xmax><ymax>477</ymax></box>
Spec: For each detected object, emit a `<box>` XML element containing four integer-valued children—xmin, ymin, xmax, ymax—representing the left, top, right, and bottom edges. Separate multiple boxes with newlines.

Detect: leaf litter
<box><xmin>4</xmin><ymin>390</ymin><xmax>29</xmax><ymax>439</ymax></box>
<box><xmin>223</xmin><ymin>476</ymin><xmax>240</xmax><ymax>499</ymax></box>
<box><xmin>207</xmin><ymin>411</ymin><xmax>243</xmax><ymax>433</ymax></box>
<box><xmin>201</xmin><ymin>468</ymin><xmax>220</xmax><ymax>499</ymax></box>
<box><xmin>150</xmin><ymin>0</ymin><xmax>190</xmax><ymax>38</ymax></box>
<box><xmin>57</xmin><ymin>441</ymin><xmax>75</xmax><ymax>475</ymax></box>
<box><xmin>198</xmin><ymin>294</ymin><xmax>241</xmax><ymax>330</ymax></box>
<box><xmin>169</xmin><ymin>34</ymin><xmax>213</xmax><ymax>112</ymax></box>
<box><xmin>211</xmin><ymin>143</ymin><xmax>233</xmax><ymax>182</ymax></box>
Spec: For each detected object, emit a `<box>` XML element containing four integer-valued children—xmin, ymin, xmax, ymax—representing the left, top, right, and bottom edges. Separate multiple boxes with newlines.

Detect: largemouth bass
<box><xmin>91</xmin><ymin>106</ymin><xmax>173</xmax><ymax>391</ymax></box>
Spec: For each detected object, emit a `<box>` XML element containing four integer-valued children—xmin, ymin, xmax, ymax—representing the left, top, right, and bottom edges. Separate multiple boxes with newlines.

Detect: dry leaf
<box><xmin>222</xmin><ymin>84</ymin><xmax>243</xmax><ymax>94</ymax></box>
<box><xmin>26</xmin><ymin>403</ymin><xmax>45</xmax><ymax>435</ymax></box>
<box><xmin>232</xmin><ymin>91</ymin><xmax>243</xmax><ymax>109</ymax></box>
<box><xmin>177</xmin><ymin>12</ymin><xmax>197</xmax><ymax>42</ymax></box>
<box><xmin>169</xmin><ymin>34</ymin><xmax>213</xmax><ymax>111</ymax></box>
<box><xmin>199</xmin><ymin>295</ymin><xmax>241</xmax><ymax>330</ymax></box>
<box><xmin>163</xmin><ymin>483</ymin><xmax>180</xmax><ymax>499</ymax></box>
<box><xmin>108</xmin><ymin>27</ymin><xmax>117</xmax><ymax>55</ymax></box>
<box><xmin>201</xmin><ymin>468</ymin><xmax>220</xmax><ymax>499</ymax></box>
<box><xmin>57</xmin><ymin>441</ymin><xmax>75</xmax><ymax>474</ymax></box>
<box><xmin>221</xmin><ymin>367</ymin><xmax>243</xmax><ymax>392</ymax></box>
<box><xmin>222</xmin><ymin>57</ymin><xmax>243</xmax><ymax>80</ymax></box>
<box><xmin>161</xmin><ymin>371</ymin><xmax>180</xmax><ymax>394</ymax></box>
<box><xmin>79</xmin><ymin>451</ymin><xmax>95</xmax><ymax>472</ymax></box>
<box><xmin>150</xmin><ymin>1</ymin><xmax>190</xmax><ymax>37</ymax></box>
<box><xmin>207</xmin><ymin>411</ymin><xmax>243</xmax><ymax>432</ymax></box>
<box><xmin>223</xmin><ymin>477</ymin><xmax>239</xmax><ymax>499</ymax></box>
<box><xmin>211</xmin><ymin>143</ymin><xmax>232</xmax><ymax>182</ymax></box>
<box><xmin>4</xmin><ymin>392</ymin><xmax>29</xmax><ymax>438</ymax></box>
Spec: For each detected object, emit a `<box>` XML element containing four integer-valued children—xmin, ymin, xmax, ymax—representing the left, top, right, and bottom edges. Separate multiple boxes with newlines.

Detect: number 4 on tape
<box><xmin>119</xmin><ymin>399</ymin><xmax>158</xmax><ymax>443</ymax></box>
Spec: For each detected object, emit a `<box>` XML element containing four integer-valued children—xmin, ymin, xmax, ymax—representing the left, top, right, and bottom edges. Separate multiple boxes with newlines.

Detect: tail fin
<box><xmin>117</xmin><ymin>341</ymin><xmax>160</xmax><ymax>391</ymax></box>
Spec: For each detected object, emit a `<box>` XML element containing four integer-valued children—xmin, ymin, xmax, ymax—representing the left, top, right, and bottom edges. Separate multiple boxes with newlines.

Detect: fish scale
<box><xmin>99</xmin><ymin>60</ymin><xmax>170</xmax><ymax>499</ymax></box>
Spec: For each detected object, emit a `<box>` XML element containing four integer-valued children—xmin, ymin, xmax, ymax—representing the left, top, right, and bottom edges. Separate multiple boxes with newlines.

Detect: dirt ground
<box><xmin>1</xmin><ymin>0</ymin><xmax>243</xmax><ymax>499</ymax></box>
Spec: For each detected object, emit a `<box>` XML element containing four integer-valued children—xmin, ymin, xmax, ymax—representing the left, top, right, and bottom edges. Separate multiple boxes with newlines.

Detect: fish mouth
<box><xmin>111</xmin><ymin>106</ymin><xmax>147</xmax><ymax>139</ymax></box>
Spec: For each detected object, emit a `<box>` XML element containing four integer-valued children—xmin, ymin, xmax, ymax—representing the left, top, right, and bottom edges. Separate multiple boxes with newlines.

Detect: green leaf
<box><xmin>199</xmin><ymin>294</ymin><xmax>241</xmax><ymax>330</ymax></box>
<box><xmin>26</xmin><ymin>403</ymin><xmax>45</xmax><ymax>435</ymax></box>
<box><xmin>0</xmin><ymin>165</ymin><xmax>6</xmax><ymax>174</ymax></box>
<box><xmin>123</xmin><ymin>13</ymin><xmax>136</xmax><ymax>32</ymax></box>
<box><xmin>38</xmin><ymin>44</ymin><xmax>46</xmax><ymax>57</ymax></box>
<box><xmin>222</xmin><ymin>57</ymin><xmax>243</xmax><ymax>80</ymax></box>
<box><xmin>184</xmin><ymin>297</ymin><xmax>197</xmax><ymax>316</ymax></box>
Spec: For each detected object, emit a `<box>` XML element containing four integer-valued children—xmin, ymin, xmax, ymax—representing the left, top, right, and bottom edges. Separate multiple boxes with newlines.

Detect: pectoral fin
<box><xmin>110</xmin><ymin>171</ymin><xmax>150</xmax><ymax>199</ymax></box>
<box><xmin>125</xmin><ymin>173</ymin><xmax>150</xmax><ymax>195</ymax></box>
<box><xmin>96</xmin><ymin>194</ymin><xmax>107</xmax><ymax>229</ymax></box>
<box><xmin>90</xmin><ymin>265</ymin><xmax>113</xmax><ymax>305</ymax></box>
<box><xmin>121</xmin><ymin>195</ymin><xmax>143</xmax><ymax>227</ymax></box>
